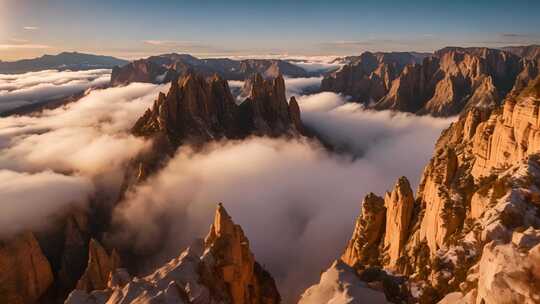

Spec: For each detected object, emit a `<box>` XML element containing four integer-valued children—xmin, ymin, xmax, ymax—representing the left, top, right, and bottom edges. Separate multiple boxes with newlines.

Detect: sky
<box><xmin>1</xmin><ymin>0</ymin><xmax>540</xmax><ymax>61</ymax></box>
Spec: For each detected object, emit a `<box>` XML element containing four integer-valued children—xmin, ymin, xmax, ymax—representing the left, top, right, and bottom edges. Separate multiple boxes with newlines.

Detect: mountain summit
<box><xmin>65</xmin><ymin>203</ymin><xmax>281</xmax><ymax>304</ymax></box>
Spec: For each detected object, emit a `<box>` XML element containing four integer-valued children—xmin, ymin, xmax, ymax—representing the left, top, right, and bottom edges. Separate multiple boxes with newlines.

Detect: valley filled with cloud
<box><xmin>0</xmin><ymin>67</ymin><xmax>454</xmax><ymax>302</ymax></box>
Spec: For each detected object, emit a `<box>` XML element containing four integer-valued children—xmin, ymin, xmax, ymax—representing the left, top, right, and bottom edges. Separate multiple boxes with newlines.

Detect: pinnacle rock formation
<box><xmin>0</xmin><ymin>232</ymin><xmax>54</xmax><ymax>304</ymax></box>
<box><xmin>310</xmin><ymin>76</ymin><xmax>540</xmax><ymax>303</ymax></box>
<box><xmin>65</xmin><ymin>203</ymin><xmax>281</xmax><ymax>304</ymax></box>
<box><xmin>75</xmin><ymin>239</ymin><xmax>121</xmax><ymax>292</ymax></box>
<box><xmin>322</xmin><ymin>47</ymin><xmax>539</xmax><ymax>116</ymax></box>
<box><xmin>126</xmin><ymin>72</ymin><xmax>304</xmax><ymax>185</ymax></box>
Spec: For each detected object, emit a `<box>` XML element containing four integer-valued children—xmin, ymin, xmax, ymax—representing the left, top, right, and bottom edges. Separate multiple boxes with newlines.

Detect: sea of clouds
<box><xmin>0</xmin><ymin>69</ymin><xmax>110</xmax><ymax>113</ymax></box>
<box><xmin>0</xmin><ymin>65</ymin><xmax>454</xmax><ymax>302</ymax></box>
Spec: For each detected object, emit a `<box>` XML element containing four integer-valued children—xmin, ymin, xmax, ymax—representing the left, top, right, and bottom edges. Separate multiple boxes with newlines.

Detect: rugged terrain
<box><xmin>125</xmin><ymin>72</ymin><xmax>304</xmax><ymax>186</ymax></box>
<box><xmin>110</xmin><ymin>53</ymin><xmax>309</xmax><ymax>86</ymax></box>
<box><xmin>0</xmin><ymin>71</ymin><xmax>303</xmax><ymax>304</ymax></box>
<box><xmin>64</xmin><ymin>204</ymin><xmax>280</xmax><ymax>304</ymax></box>
<box><xmin>322</xmin><ymin>46</ymin><xmax>540</xmax><ymax>116</ymax></box>
<box><xmin>302</xmin><ymin>76</ymin><xmax>540</xmax><ymax>303</ymax></box>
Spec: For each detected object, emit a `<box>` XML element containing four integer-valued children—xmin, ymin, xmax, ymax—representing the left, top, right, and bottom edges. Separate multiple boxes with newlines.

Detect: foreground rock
<box><xmin>323</xmin><ymin>46</ymin><xmax>540</xmax><ymax>116</ymax></box>
<box><xmin>65</xmin><ymin>203</ymin><xmax>281</xmax><ymax>304</ymax></box>
<box><xmin>310</xmin><ymin>76</ymin><xmax>540</xmax><ymax>303</ymax></box>
<box><xmin>298</xmin><ymin>260</ymin><xmax>389</xmax><ymax>304</ymax></box>
<box><xmin>0</xmin><ymin>232</ymin><xmax>54</xmax><ymax>304</ymax></box>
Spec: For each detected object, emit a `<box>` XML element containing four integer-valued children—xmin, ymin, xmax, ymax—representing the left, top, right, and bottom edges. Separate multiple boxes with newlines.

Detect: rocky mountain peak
<box><xmin>75</xmin><ymin>238</ymin><xmax>120</xmax><ymax>292</ymax></box>
<box><xmin>323</xmin><ymin>75</ymin><xmax>540</xmax><ymax>303</ymax></box>
<box><xmin>127</xmin><ymin>72</ymin><xmax>304</xmax><ymax>186</ymax></box>
<box><xmin>65</xmin><ymin>204</ymin><xmax>280</xmax><ymax>304</ymax></box>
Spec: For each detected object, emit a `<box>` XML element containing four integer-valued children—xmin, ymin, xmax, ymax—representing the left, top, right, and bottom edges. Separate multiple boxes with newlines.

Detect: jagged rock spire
<box><xmin>127</xmin><ymin>72</ymin><xmax>305</xmax><ymax>186</ymax></box>
<box><xmin>64</xmin><ymin>204</ymin><xmax>281</xmax><ymax>304</ymax></box>
<box><xmin>75</xmin><ymin>239</ymin><xmax>120</xmax><ymax>292</ymax></box>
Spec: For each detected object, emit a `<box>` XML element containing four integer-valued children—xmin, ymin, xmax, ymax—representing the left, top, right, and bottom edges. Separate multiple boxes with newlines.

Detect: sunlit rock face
<box><xmin>323</xmin><ymin>47</ymin><xmax>535</xmax><ymax>117</ymax></box>
<box><xmin>126</xmin><ymin>72</ymin><xmax>305</xmax><ymax>186</ymax></box>
<box><xmin>310</xmin><ymin>77</ymin><xmax>540</xmax><ymax>303</ymax></box>
<box><xmin>65</xmin><ymin>204</ymin><xmax>281</xmax><ymax>304</ymax></box>
<box><xmin>0</xmin><ymin>232</ymin><xmax>54</xmax><ymax>304</ymax></box>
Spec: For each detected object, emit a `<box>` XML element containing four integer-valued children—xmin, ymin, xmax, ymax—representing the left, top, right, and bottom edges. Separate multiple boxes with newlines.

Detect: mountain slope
<box><xmin>0</xmin><ymin>52</ymin><xmax>128</xmax><ymax>74</ymax></box>
<box><xmin>303</xmin><ymin>76</ymin><xmax>540</xmax><ymax>303</ymax></box>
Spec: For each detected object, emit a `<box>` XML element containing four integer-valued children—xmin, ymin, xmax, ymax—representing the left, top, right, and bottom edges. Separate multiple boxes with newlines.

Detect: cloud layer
<box><xmin>112</xmin><ymin>88</ymin><xmax>454</xmax><ymax>301</ymax></box>
<box><xmin>0</xmin><ymin>69</ymin><xmax>111</xmax><ymax>113</ymax></box>
<box><xmin>0</xmin><ymin>69</ymin><xmax>454</xmax><ymax>303</ymax></box>
<box><xmin>0</xmin><ymin>80</ymin><xmax>170</xmax><ymax>237</ymax></box>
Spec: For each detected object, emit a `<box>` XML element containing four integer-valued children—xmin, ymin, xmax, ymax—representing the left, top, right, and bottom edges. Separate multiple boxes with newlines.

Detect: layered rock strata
<box><xmin>315</xmin><ymin>76</ymin><xmax>540</xmax><ymax>303</ymax></box>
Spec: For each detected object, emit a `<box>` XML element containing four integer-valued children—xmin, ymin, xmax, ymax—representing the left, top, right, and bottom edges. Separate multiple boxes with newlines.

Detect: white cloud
<box><xmin>0</xmin><ymin>44</ymin><xmax>49</xmax><ymax>50</ymax></box>
<box><xmin>111</xmin><ymin>91</ymin><xmax>454</xmax><ymax>302</ymax></box>
<box><xmin>142</xmin><ymin>40</ymin><xmax>202</xmax><ymax>47</ymax></box>
<box><xmin>0</xmin><ymin>69</ymin><xmax>110</xmax><ymax>113</ymax></box>
<box><xmin>0</xmin><ymin>170</ymin><xmax>94</xmax><ymax>237</ymax></box>
<box><xmin>0</xmin><ymin>81</ymin><xmax>170</xmax><ymax>236</ymax></box>
<box><xmin>0</xmin><ymin>69</ymin><xmax>453</xmax><ymax>302</ymax></box>
<box><xmin>23</xmin><ymin>26</ymin><xmax>39</xmax><ymax>31</ymax></box>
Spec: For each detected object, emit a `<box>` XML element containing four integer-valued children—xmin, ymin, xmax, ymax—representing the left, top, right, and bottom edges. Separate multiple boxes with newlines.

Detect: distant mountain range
<box><xmin>322</xmin><ymin>45</ymin><xmax>540</xmax><ymax>116</ymax></box>
<box><xmin>0</xmin><ymin>52</ymin><xmax>129</xmax><ymax>74</ymax></box>
<box><xmin>109</xmin><ymin>53</ymin><xmax>311</xmax><ymax>86</ymax></box>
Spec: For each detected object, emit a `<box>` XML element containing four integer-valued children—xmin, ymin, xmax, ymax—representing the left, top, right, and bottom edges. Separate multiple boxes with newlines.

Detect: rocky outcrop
<box><xmin>341</xmin><ymin>193</ymin><xmax>386</xmax><ymax>267</ymax></box>
<box><xmin>110</xmin><ymin>53</ymin><xmax>308</xmax><ymax>86</ymax></box>
<box><xmin>126</xmin><ymin>72</ymin><xmax>304</xmax><ymax>185</ymax></box>
<box><xmin>75</xmin><ymin>239</ymin><xmax>120</xmax><ymax>292</ymax></box>
<box><xmin>65</xmin><ymin>203</ymin><xmax>281</xmax><ymax>304</ymax></box>
<box><xmin>317</xmin><ymin>76</ymin><xmax>540</xmax><ymax>303</ymax></box>
<box><xmin>0</xmin><ymin>232</ymin><xmax>54</xmax><ymax>304</ymax></box>
<box><xmin>323</xmin><ymin>47</ymin><xmax>537</xmax><ymax>116</ymax></box>
<box><xmin>321</xmin><ymin>52</ymin><xmax>422</xmax><ymax>104</ymax></box>
<box><xmin>382</xmin><ymin>177</ymin><xmax>415</xmax><ymax>270</ymax></box>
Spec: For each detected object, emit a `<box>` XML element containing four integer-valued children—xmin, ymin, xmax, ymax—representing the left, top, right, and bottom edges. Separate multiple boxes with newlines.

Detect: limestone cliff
<box><xmin>65</xmin><ymin>203</ymin><xmax>281</xmax><ymax>304</ymax></box>
<box><xmin>319</xmin><ymin>76</ymin><xmax>540</xmax><ymax>303</ymax></box>
<box><xmin>323</xmin><ymin>47</ymin><xmax>533</xmax><ymax>116</ymax></box>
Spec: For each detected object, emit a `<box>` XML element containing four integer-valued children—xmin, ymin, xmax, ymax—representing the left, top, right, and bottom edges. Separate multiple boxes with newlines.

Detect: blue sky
<box><xmin>1</xmin><ymin>0</ymin><xmax>539</xmax><ymax>60</ymax></box>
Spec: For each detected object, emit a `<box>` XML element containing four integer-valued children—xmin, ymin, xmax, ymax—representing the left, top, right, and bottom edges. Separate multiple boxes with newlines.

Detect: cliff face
<box><xmin>0</xmin><ymin>232</ymin><xmax>54</xmax><ymax>304</ymax></box>
<box><xmin>323</xmin><ymin>47</ymin><xmax>533</xmax><ymax>116</ymax></box>
<box><xmin>314</xmin><ymin>76</ymin><xmax>540</xmax><ymax>304</ymax></box>
<box><xmin>65</xmin><ymin>203</ymin><xmax>281</xmax><ymax>304</ymax></box>
<box><xmin>110</xmin><ymin>53</ymin><xmax>308</xmax><ymax>86</ymax></box>
<box><xmin>321</xmin><ymin>52</ymin><xmax>421</xmax><ymax>105</ymax></box>
<box><xmin>126</xmin><ymin>72</ymin><xmax>304</xmax><ymax>185</ymax></box>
